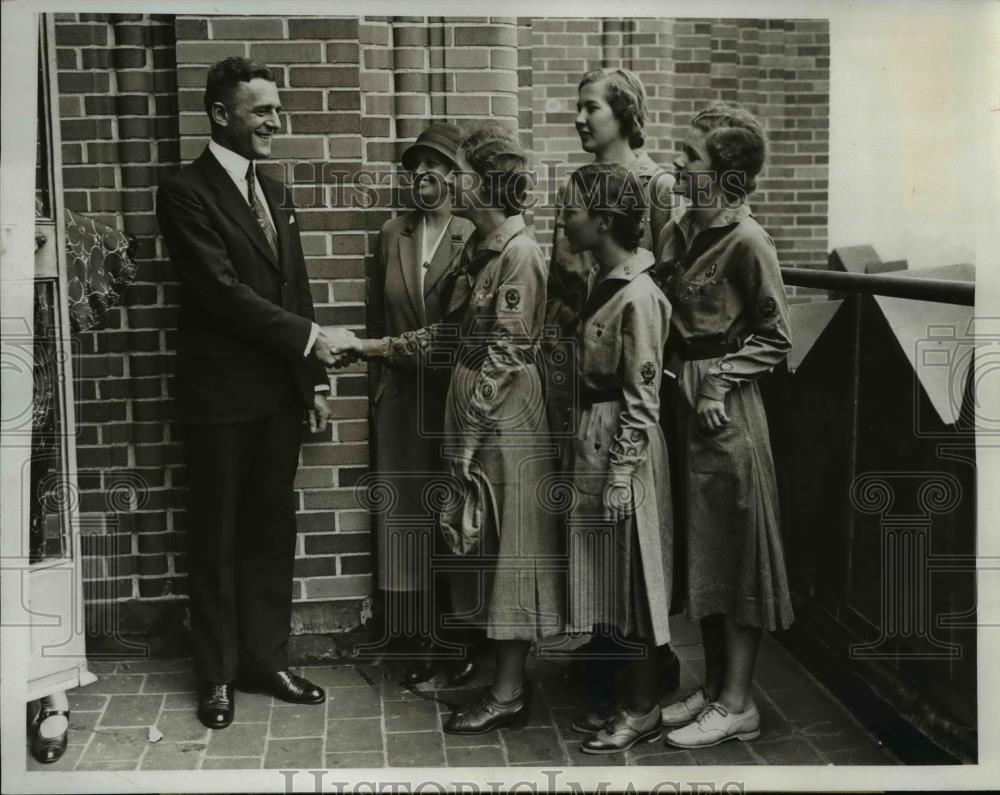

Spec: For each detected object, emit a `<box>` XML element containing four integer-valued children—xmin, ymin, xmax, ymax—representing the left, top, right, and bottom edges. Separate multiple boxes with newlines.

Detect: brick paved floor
<box><xmin>28</xmin><ymin>619</ymin><xmax>899</xmax><ymax>770</ymax></box>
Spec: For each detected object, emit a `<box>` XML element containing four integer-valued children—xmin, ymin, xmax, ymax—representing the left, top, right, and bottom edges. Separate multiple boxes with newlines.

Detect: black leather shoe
<box><xmin>30</xmin><ymin>708</ymin><xmax>69</xmax><ymax>763</ymax></box>
<box><xmin>443</xmin><ymin>686</ymin><xmax>531</xmax><ymax>734</ymax></box>
<box><xmin>445</xmin><ymin>657</ymin><xmax>478</xmax><ymax>687</ymax></box>
<box><xmin>236</xmin><ymin>670</ymin><xmax>325</xmax><ymax>705</ymax></box>
<box><xmin>400</xmin><ymin>659</ymin><xmax>439</xmax><ymax>687</ymax></box>
<box><xmin>197</xmin><ymin>683</ymin><xmax>234</xmax><ymax>730</ymax></box>
<box><xmin>580</xmin><ymin>706</ymin><xmax>662</xmax><ymax>754</ymax></box>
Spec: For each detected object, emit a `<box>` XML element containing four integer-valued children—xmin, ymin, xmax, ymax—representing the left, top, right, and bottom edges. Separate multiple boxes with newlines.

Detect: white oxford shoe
<box><xmin>665</xmin><ymin>701</ymin><xmax>761</xmax><ymax>748</ymax></box>
<box><xmin>660</xmin><ymin>686</ymin><xmax>709</xmax><ymax>727</ymax></box>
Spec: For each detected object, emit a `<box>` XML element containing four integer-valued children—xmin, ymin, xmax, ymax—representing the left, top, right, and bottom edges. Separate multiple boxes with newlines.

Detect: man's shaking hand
<box><xmin>313</xmin><ymin>327</ymin><xmax>363</xmax><ymax>367</ymax></box>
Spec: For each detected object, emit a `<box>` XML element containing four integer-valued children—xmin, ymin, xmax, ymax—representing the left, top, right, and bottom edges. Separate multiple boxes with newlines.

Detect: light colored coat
<box><xmin>366</xmin><ymin>210</ymin><xmax>473</xmax><ymax>592</ymax></box>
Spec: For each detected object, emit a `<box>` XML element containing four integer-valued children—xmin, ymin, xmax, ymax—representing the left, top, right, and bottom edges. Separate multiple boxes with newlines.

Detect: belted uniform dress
<box><xmin>368</xmin><ymin>215</ymin><xmax>564</xmax><ymax>641</ymax></box>
<box><xmin>564</xmin><ymin>249</ymin><xmax>674</xmax><ymax>646</ymax></box>
<box><xmin>653</xmin><ymin>202</ymin><xmax>794</xmax><ymax>631</ymax></box>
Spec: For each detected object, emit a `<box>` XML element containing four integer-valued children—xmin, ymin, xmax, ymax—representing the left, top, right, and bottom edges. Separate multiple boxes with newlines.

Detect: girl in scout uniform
<box><xmin>560</xmin><ymin>163</ymin><xmax>675</xmax><ymax>754</ymax></box>
<box><xmin>544</xmin><ymin>66</ymin><xmax>682</xmax><ymax>725</ymax></box>
<box><xmin>333</xmin><ymin>124</ymin><xmax>563</xmax><ymax>734</ymax></box>
<box><xmin>365</xmin><ymin>123</ymin><xmax>477</xmax><ymax>688</ymax></box>
<box><xmin>654</xmin><ymin>104</ymin><xmax>794</xmax><ymax>749</ymax></box>
<box><xmin>545</xmin><ymin>67</ymin><xmax>674</xmax><ymax>439</ymax></box>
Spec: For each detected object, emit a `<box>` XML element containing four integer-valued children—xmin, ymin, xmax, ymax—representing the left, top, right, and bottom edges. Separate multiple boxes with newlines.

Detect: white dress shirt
<box><xmin>419</xmin><ymin>215</ymin><xmax>450</xmax><ymax>299</ymax></box>
<box><xmin>206</xmin><ymin>140</ymin><xmax>324</xmax><ymax>381</ymax></box>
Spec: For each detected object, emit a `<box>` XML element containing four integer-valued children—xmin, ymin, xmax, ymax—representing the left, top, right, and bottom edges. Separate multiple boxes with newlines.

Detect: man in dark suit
<box><xmin>156</xmin><ymin>57</ymin><xmax>339</xmax><ymax>729</ymax></box>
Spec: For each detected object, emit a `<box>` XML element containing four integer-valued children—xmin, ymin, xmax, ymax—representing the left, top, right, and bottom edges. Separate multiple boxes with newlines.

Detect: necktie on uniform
<box><xmin>245</xmin><ymin>161</ymin><xmax>279</xmax><ymax>258</ymax></box>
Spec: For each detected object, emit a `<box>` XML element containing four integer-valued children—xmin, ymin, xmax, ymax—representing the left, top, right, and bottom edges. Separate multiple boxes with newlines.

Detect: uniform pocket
<box><xmin>571</xmin><ymin>404</ymin><xmax>617</xmax><ymax>496</ymax></box>
<box><xmin>686</xmin><ymin>280</ymin><xmax>735</xmax><ymax>336</ymax></box>
<box><xmin>582</xmin><ymin>327</ymin><xmax>619</xmax><ymax>378</ymax></box>
<box><xmin>688</xmin><ymin>411</ymin><xmax>751</xmax><ymax>531</ymax></box>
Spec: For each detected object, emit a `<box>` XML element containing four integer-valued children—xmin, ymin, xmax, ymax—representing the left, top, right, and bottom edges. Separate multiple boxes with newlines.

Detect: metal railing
<box><xmin>780</xmin><ymin>267</ymin><xmax>975</xmax><ymax>307</ymax></box>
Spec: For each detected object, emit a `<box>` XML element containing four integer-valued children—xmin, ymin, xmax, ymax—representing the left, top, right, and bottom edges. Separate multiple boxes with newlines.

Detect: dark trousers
<box><xmin>183</xmin><ymin>394</ymin><xmax>303</xmax><ymax>684</ymax></box>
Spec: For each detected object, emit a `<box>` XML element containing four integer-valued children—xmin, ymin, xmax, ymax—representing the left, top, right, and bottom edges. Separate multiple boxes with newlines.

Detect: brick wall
<box><xmin>52</xmin><ymin>13</ymin><xmax>186</xmax><ymax>644</ymax></box>
<box><xmin>529</xmin><ymin>17</ymin><xmax>830</xmax><ymax>296</ymax></box>
<box><xmin>51</xmin><ymin>13</ymin><xmax>829</xmax><ymax>650</ymax></box>
<box><xmin>55</xmin><ymin>14</ymin><xmax>534</xmax><ymax>647</ymax></box>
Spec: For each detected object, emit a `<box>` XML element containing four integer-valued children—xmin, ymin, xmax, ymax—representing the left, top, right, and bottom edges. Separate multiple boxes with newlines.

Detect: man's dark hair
<box><xmin>203</xmin><ymin>57</ymin><xmax>276</xmax><ymax>121</ymax></box>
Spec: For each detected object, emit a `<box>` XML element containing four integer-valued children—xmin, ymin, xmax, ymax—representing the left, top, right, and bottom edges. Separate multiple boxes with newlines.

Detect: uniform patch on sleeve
<box><xmin>501</xmin><ymin>286</ymin><xmax>522</xmax><ymax>313</ymax></box>
<box><xmin>759</xmin><ymin>296</ymin><xmax>777</xmax><ymax>318</ymax></box>
<box><xmin>640</xmin><ymin>361</ymin><xmax>657</xmax><ymax>386</ymax></box>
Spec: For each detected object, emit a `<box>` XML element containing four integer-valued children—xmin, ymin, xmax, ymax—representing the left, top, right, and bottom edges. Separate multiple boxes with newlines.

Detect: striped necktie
<box><xmin>245</xmin><ymin>161</ymin><xmax>278</xmax><ymax>258</ymax></box>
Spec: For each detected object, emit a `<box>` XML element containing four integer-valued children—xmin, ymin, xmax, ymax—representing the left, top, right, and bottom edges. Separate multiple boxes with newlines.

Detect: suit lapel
<box><xmin>397</xmin><ymin>212</ymin><xmax>426</xmax><ymax>325</ymax></box>
<box><xmin>198</xmin><ymin>151</ymin><xmax>281</xmax><ymax>271</ymax></box>
<box><xmin>423</xmin><ymin>216</ymin><xmax>465</xmax><ymax>298</ymax></box>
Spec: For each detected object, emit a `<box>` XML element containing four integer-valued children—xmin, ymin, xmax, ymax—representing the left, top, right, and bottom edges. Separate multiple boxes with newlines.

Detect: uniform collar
<box><xmin>677</xmin><ymin>200</ymin><xmax>751</xmax><ymax>241</ymax></box>
<box><xmin>208</xmin><ymin>139</ymin><xmax>254</xmax><ymax>183</ymax></box>
<box><xmin>594</xmin><ymin>248</ymin><xmax>654</xmax><ymax>285</ymax></box>
<box><xmin>629</xmin><ymin>151</ymin><xmax>662</xmax><ymax>180</ymax></box>
<box><xmin>473</xmin><ymin>214</ymin><xmax>526</xmax><ymax>254</ymax></box>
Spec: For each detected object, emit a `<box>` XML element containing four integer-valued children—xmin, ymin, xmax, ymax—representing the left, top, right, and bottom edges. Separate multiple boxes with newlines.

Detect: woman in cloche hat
<box><xmin>364</xmin><ymin>123</ymin><xmax>477</xmax><ymax>688</ymax></box>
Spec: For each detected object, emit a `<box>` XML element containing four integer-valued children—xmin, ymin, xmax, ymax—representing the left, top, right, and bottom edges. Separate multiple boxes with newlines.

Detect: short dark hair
<box><xmin>690</xmin><ymin>104</ymin><xmax>767</xmax><ymax>200</ymax></box>
<box><xmin>578</xmin><ymin>68</ymin><xmax>649</xmax><ymax>150</ymax></box>
<box><xmin>570</xmin><ymin>163</ymin><xmax>647</xmax><ymax>251</ymax></box>
<box><xmin>460</xmin><ymin>123</ymin><xmax>530</xmax><ymax>216</ymax></box>
<box><xmin>203</xmin><ymin>56</ymin><xmax>276</xmax><ymax>120</ymax></box>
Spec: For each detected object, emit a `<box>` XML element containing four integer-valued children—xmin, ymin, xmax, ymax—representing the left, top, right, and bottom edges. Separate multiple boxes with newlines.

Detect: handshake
<box><xmin>313</xmin><ymin>326</ymin><xmax>364</xmax><ymax>368</ymax></box>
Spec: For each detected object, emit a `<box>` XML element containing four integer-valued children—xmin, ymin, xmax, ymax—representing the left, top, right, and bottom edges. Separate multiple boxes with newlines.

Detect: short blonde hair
<box><xmin>578</xmin><ymin>68</ymin><xmax>649</xmax><ymax>150</ymax></box>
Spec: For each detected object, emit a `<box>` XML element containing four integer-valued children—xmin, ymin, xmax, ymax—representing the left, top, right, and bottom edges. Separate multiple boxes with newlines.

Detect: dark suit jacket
<box><xmin>156</xmin><ymin>148</ymin><xmax>327</xmax><ymax>424</ymax></box>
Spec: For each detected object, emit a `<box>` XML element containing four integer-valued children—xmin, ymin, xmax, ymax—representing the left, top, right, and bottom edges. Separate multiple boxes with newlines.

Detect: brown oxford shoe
<box><xmin>580</xmin><ymin>706</ymin><xmax>662</xmax><ymax>755</ymax></box>
<box><xmin>236</xmin><ymin>670</ymin><xmax>325</xmax><ymax>705</ymax></box>
<box><xmin>443</xmin><ymin>686</ymin><xmax>531</xmax><ymax>734</ymax></box>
